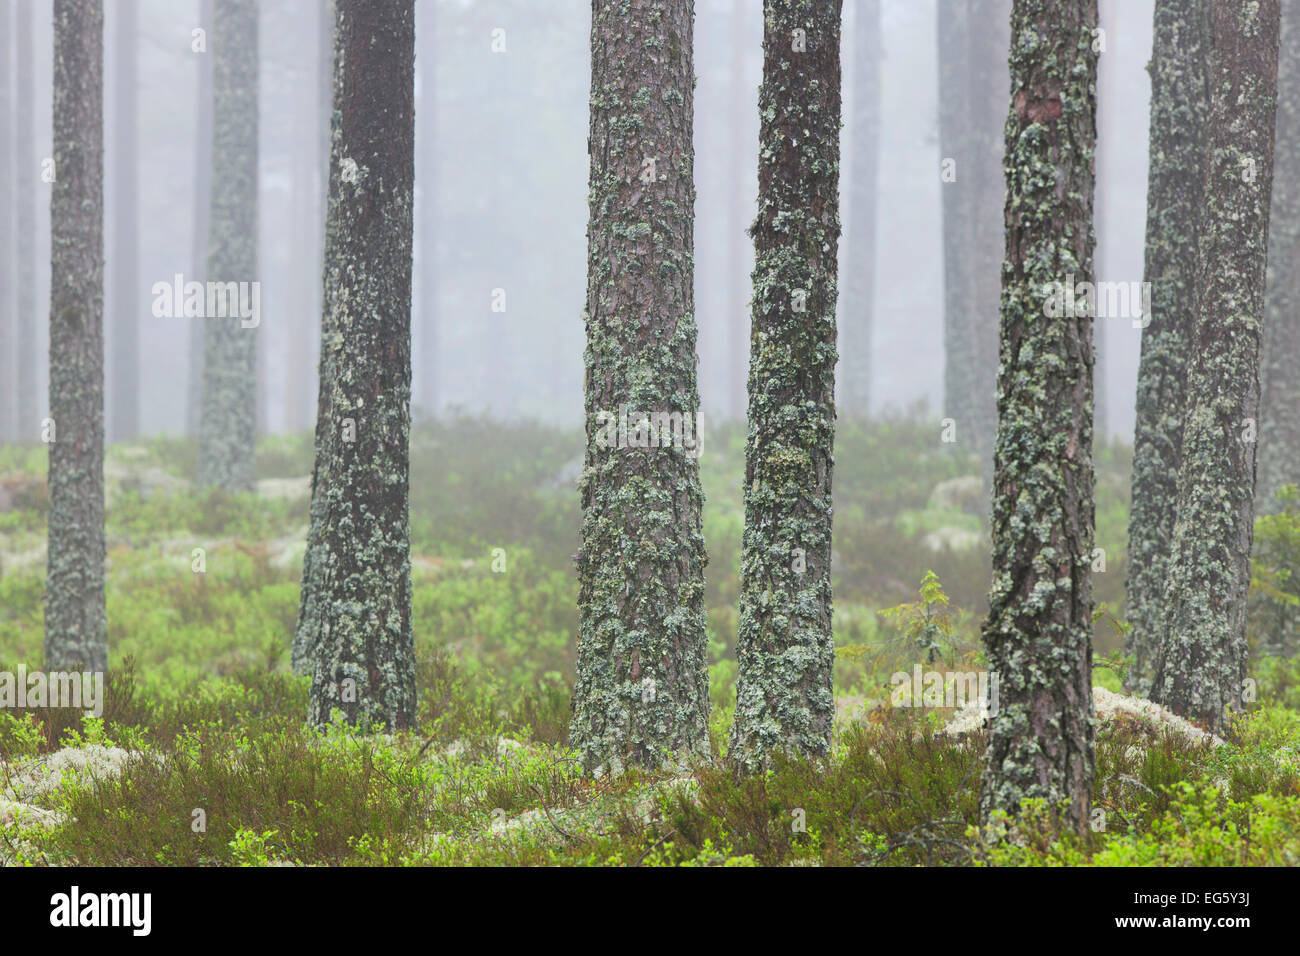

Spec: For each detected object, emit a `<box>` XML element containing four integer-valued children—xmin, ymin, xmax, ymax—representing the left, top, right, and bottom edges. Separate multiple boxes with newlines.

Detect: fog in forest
<box><xmin>2</xmin><ymin>0</ymin><xmax>1154</xmax><ymax>443</ymax></box>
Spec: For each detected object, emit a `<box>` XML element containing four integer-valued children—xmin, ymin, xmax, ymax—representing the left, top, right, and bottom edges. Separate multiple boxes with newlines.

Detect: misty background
<box><xmin>4</xmin><ymin>0</ymin><xmax>1153</xmax><ymax>441</ymax></box>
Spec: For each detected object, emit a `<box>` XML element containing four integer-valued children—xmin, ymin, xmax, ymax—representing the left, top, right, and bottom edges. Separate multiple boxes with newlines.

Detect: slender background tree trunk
<box><xmin>108</xmin><ymin>0</ymin><xmax>139</xmax><ymax>442</ymax></box>
<box><xmin>1257</xmin><ymin>3</ymin><xmax>1300</xmax><ymax>511</ymax></box>
<box><xmin>840</xmin><ymin>0</ymin><xmax>879</xmax><ymax>418</ymax></box>
<box><xmin>196</xmin><ymin>0</ymin><xmax>258</xmax><ymax>491</ymax></box>
<box><xmin>46</xmin><ymin>0</ymin><xmax>108</xmax><ymax>673</ymax></box>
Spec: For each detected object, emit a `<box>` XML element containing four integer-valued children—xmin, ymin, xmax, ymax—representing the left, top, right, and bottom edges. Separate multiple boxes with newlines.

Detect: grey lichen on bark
<box><xmin>727</xmin><ymin>0</ymin><xmax>842</xmax><ymax>774</ymax></box>
<box><xmin>1256</xmin><ymin>3</ymin><xmax>1300</xmax><ymax>512</ymax></box>
<box><xmin>46</xmin><ymin>0</ymin><xmax>108</xmax><ymax>673</ymax></box>
<box><xmin>1124</xmin><ymin>0</ymin><xmax>1211</xmax><ymax>694</ymax></box>
<box><xmin>1151</xmin><ymin>0</ymin><xmax>1280</xmax><ymax>735</ymax></box>
<box><xmin>196</xmin><ymin>0</ymin><xmax>258</xmax><ymax>493</ymax></box>
<box><xmin>303</xmin><ymin>0</ymin><xmax>417</xmax><ymax>732</ymax></box>
<box><xmin>980</xmin><ymin>0</ymin><xmax>1098</xmax><ymax>835</ymax></box>
<box><xmin>568</xmin><ymin>0</ymin><xmax>712</xmax><ymax>777</ymax></box>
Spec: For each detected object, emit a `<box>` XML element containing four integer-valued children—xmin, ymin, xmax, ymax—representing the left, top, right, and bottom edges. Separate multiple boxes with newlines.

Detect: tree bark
<box><xmin>1151</xmin><ymin>0</ymin><xmax>1280</xmax><ymax>734</ymax></box>
<box><xmin>728</xmin><ymin>0</ymin><xmax>842</xmax><ymax>773</ymax></box>
<box><xmin>196</xmin><ymin>0</ymin><xmax>258</xmax><ymax>491</ymax></box>
<box><xmin>46</xmin><ymin>0</ymin><xmax>108</xmax><ymax>673</ymax></box>
<box><xmin>1124</xmin><ymin>0</ymin><xmax>1211</xmax><ymax>692</ymax></box>
<box><xmin>980</xmin><ymin>0</ymin><xmax>1098</xmax><ymax>836</ymax></box>
<box><xmin>569</xmin><ymin>0</ymin><xmax>711</xmax><ymax>776</ymax></box>
<box><xmin>303</xmin><ymin>0</ymin><xmax>417</xmax><ymax>731</ymax></box>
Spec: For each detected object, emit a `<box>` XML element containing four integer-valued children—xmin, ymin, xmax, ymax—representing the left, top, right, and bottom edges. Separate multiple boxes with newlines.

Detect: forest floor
<box><xmin>2</xmin><ymin>415</ymin><xmax>1299</xmax><ymax>866</ymax></box>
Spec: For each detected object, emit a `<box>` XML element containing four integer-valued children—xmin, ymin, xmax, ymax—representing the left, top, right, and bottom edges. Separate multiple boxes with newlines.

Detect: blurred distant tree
<box><xmin>46</xmin><ymin>0</ymin><xmax>108</xmax><ymax>673</ymax></box>
<box><xmin>839</xmin><ymin>0</ymin><xmax>879</xmax><ymax>418</ymax></box>
<box><xmin>196</xmin><ymin>0</ymin><xmax>258</xmax><ymax>491</ymax></box>
<box><xmin>187</xmin><ymin>0</ymin><xmax>215</xmax><ymax>439</ymax></box>
<box><xmin>938</xmin><ymin>0</ymin><xmax>1009</xmax><ymax>472</ymax></box>
<box><xmin>0</xmin><ymin>2</ymin><xmax>13</xmax><ymax>441</ymax></box>
<box><xmin>1257</xmin><ymin>5</ymin><xmax>1300</xmax><ymax>512</ymax></box>
<box><xmin>15</xmin><ymin>0</ymin><xmax>38</xmax><ymax>438</ymax></box>
<box><xmin>108</xmin><ymin>0</ymin><xmax>139</xmax><ymax>441</ymax></box>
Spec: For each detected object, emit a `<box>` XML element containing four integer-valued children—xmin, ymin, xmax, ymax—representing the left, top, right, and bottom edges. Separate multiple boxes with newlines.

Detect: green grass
<box><xmin>1</xmin><ymin>412</ymin><xmax>1298</xmax><ymax>866</ymax></box>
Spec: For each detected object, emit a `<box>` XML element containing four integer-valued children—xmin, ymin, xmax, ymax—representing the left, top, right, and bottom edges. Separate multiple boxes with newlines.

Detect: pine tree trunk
<box><xmin>840</xmin><ymin>0</ymin><xmax>879</xmax><ymax>418</ymax></box>
<box><xmin>728</xmin><ymin>0</ymin><xmax>842</xmax><ymax>773</ymax></box>
<box><xmin>1151</xmin><ymin>0</ymin><xmax>1280</xmax><ymax>734</ymax></box>
<box><xmin>1257</xmin><ymin>4</ymin><xmax>1300</xmax><ymax>510</ymax></box>
<box><xmin>109</xmin><ymin>0</ymin><xmax>139</xmax><ymax>441</ymax></box>
<box><xmin>569</xmin><ymin>0</ymin><xmax>711</xmax><ymax>776</ymax></box>
<box><xmin>1124</xmin><ymin>0</ymin><xmax>1211</xmax><ymax>692</ymax></box>
<box><xmin>980</xmin><ymin>0</ymin><xmax>1098</xmax><ymax>835</ymax></box>
<box><xmin>15</xmin><ymin>0</ymin><xmax>38</xmax><ymax>438</ymax></box>
<box><xmin>196</xmin><ymin>0</ymin><xmax>258</xmax><ymax>491</ymax></box>
<box><xmin>303</xmin><ymin>0</ymin><xmax>417</xmax><ymax>731</ymax></box>
<box><xmin>46</xmin><ymin>0</ymin><xmax>108</xmax><ymax>673</ymax></box>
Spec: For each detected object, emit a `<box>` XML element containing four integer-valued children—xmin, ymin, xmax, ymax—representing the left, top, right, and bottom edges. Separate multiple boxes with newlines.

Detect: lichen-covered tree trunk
<box><xmin>304</xmin><ymin>0</ymin><xmax>417</xmax><ymax>731</ymax></box>
<box><xmin>196</xmin><ymin>0</ymin><xmax>257</xmax><ymax>492</ymax></box>
<box><xmin>1151</xmin><ymin>0</ymin><xmax>1280</xmax><ymax>734</ymax></box>
<box><xmin>980</xmin><ymin>0</ymin><xmax>1098</xmax><ymax>835</ymax></box>
<box><xmin>1256</xmin><ymin>4</ymin><xmax>1300</xmax><ymax>511</ymax></box>
<box><xmin>46</xmin><ymin>0</ymin><xmax>108</xmax><ymax>673</ymax></box>
<box><xmin>15</xmin><ymin>0</ymin><xmax>38</xmax><ymax>438</ymax></box>
<box><xmin>839</xmin><ymin>0</ymin><xmax>878</xmax><ymax>417</ymax></box>
<box><xmin>569</xmin><ymin>0</ymin><xmax>711</xmax><ymax>776</ymax></box>
<box><xmin>1123</xmin><ymin>0</ymin><xmax>1211</xmax><ymax>693</ymax></box>
<box><xmin>727</xmin><ymin>0</ymin><xmax>842</xmax><ymax>773</ymax></box>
